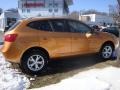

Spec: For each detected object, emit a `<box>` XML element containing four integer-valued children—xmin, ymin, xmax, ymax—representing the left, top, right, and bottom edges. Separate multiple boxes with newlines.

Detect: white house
<box><xmin>0</xmin><ymin>11</ymin><xmax>20</xmax><ymax>32</ymax></box>
<box><xmin>79</xmin><ymin>14</ymin><xmax>114</xmax><ymax>26</ymax></box>
<box><xmin>18</xmin><ymin>0</ymin><xmax>73</xmax><ymax>18</ymax></box>
<box><xmin>0</xmin><ymin>0</ymin><xmax>73</xmax><ymax>32</ymax></box>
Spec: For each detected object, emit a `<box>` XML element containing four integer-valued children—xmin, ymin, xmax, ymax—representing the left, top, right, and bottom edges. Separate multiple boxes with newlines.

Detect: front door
<box><xmin>68</xmin><ymin>20</ymin><xmax>89</xmax><ymax>55</ymax></box>
<box><xmin>86</xmin><ymin>32</ymin><xmax>103</xmax><ymax>53</ymax></box>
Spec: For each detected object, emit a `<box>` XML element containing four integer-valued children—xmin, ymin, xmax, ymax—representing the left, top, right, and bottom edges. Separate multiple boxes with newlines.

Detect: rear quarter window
<box><xmin>8</xmin><ymin>21</ymin><xmax>20</xmax><ymax>31</ymax></box>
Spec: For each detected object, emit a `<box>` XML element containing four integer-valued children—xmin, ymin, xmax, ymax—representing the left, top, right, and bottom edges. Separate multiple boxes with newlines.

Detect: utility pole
<box><xmin>118</xmin><ymin>0</ymin><xmax>120</xmax><ymax>6</ymax></box>
<box><xmin>117</xmin><ymin>0</ymin><xmax>120</xmax><ymax>62</ymax></box>
<box><xmin>118</xmin><ymin>0</ymin><xmax>120</xmax><ymax>14</ymax></box>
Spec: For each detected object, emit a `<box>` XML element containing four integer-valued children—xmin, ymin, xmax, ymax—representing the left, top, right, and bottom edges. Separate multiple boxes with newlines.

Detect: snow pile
<box><xmin>0</xmin><ymin>54</ymin><xmax>30</xmax><ymax>90</ymax></box>
<box><xmin>32</xmin><ymin>67</ymin><xmax>120</xmax><ymax>90</ymax></box>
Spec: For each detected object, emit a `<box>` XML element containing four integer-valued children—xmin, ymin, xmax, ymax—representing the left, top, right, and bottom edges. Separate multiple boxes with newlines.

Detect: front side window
<box><xmin>27</xmin><ymin>20</ymin><xmax>52</xmax><ymax>31</ymax></box>
<box><xmin>68</xmin><ymin>20</ymin><xmax>91</xmax><ymax>33</ymax></box>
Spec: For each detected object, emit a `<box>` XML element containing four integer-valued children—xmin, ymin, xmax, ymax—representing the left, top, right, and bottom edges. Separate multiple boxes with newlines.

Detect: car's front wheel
<box><xmin>20</xmin><ymin>49</ymin><xmax>48</xmax><ymax>75</ymax></box>
<box><xmin>100</xmin><ymin>44</ymin><xmax>114</xmax><ymax>60</ymax></box>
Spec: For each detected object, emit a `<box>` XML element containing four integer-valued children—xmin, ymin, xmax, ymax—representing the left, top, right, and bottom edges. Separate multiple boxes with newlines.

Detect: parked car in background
<box><xmin>1</xmin><ymin>17</ymin><xmax>118</xmax><ymax>75</ymax></box>
<box><xmin>102</xmin><ymin>27</ymin><xmax>119</xmax><ymax>37</ymax></box>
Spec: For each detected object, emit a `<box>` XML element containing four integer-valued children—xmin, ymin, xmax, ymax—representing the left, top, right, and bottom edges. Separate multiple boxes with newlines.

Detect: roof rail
<box><xmin>22</xmin><ymin>16</ymin><xmax>69</xmax><ymax>20</ymax></box>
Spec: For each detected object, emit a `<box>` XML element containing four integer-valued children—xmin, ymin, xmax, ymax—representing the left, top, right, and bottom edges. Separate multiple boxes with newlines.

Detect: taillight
<box><xmin>4</xmin><ymin>34</ymin><xmax>18</xmax><ymax>42</ymax></box>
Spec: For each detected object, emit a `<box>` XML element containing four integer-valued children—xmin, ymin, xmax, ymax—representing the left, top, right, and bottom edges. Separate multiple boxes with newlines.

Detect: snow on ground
<box><xmin>0</xmin><ymin>53</ymin><xmax>30</xmax><ymax>90</ymax></box>
<box><xmin>31</xmin><ymin>66</ymin><xmax>120</xmax><ymax>90</ymax></box>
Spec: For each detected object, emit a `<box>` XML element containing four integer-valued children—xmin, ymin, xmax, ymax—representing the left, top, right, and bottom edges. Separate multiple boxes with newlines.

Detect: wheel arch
<box><xmin>21</xmin><ymin>46</ymin><xmax>50</xmax><ymax>62</ymax></box>
<box><xmin>100</xmin><ymin>41</ymin><xmax>115</xmax><ymax>51</ymax></box>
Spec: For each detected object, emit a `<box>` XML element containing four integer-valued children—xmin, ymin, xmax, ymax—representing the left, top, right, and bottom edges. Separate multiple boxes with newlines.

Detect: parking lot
<box><xmin>28</xmin><ymin>54</ymin><xmax>118</xmax><ymax>89</ymax></box>
<box><xmin>0</xmin><ymin>0</ymin><xmax>119</xmax><ymax>90</ymax></box>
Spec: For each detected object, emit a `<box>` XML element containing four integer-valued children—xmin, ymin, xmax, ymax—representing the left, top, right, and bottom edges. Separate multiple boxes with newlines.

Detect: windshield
<box><xmin>107</xmin><ymin>27</ymin><xmax>119</xmax><ymax>30</ymax></box>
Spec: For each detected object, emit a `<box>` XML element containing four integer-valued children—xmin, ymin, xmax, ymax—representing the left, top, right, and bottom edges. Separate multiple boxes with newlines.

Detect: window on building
<box><xmin>54</xmin><ymin>9</ymin><xmax>58</xmax><ymax>12</ymax></box>
<box><xmin>49</xmin><ymin>3</ymin><xmax>52</xmax><ymax>7</ymax></box>
<box><xmin>27</xmin><ymin>20</ymin><xmax>52</xmax><ymax>31</ymax></box>
<box><xmin>27</xmin><ymin>9</ymin><xmax>30</xmax><ymax>13</ymax></box>
<box><xmin>54</xmin><ymin>3</ymin><xmax>58</xmax><ymax>7</ymax></box>
<box><xmin>49</xmin><ymin>9</ymin><xmax>52</xmax><ymax>12</ymax></box>
<box><xmin>22</xmin><ymin>9</ymin><xmax>25</xmax><ymax>13</ymax></box>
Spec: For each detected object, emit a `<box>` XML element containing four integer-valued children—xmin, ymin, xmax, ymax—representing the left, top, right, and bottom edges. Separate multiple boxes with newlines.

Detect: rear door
<box><xmin>49</xmin><ymin>19</ymin><xmax>72</xmax><ymax>57</ymax></box>
<box><xmin>27</xmin><ymin>20</ymin><xmax>57</xmax><ymax>57</ymax></box>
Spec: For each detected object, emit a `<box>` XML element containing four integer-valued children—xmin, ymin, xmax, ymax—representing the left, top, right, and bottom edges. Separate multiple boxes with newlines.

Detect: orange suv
<box><xmin>1</xmin><ymin>17</ymin><xmax>118</xmax><ymax>75</ymax></box>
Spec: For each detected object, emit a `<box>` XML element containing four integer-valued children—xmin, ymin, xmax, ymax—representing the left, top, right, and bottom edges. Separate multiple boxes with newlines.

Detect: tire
<box><xmin>20</xmin><ymin>49</ymin><xmax>48</xmax><ymax>75</ymax></box>
<box><xmin>99</xmin><ymin>43</ymin><xmax>114</xmax><ymax>60</ymax></box>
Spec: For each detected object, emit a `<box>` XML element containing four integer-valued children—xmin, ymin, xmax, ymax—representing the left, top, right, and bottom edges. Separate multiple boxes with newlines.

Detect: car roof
<box><xmin>22</xmin><ymin>17</ymin><xmax>81</xmax><ymax>23</ymax></box>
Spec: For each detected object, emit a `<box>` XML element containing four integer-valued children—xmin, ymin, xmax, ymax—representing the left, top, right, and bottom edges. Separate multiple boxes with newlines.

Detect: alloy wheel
<box><xmin>27</xmin><ymin>55</ymin><xmax>45</xmax><ymax>72</ymax></box>
<box><xmin>102</xmin><ymin>45</ymin><xmax>113</xmax><ymax>59</ymax></box>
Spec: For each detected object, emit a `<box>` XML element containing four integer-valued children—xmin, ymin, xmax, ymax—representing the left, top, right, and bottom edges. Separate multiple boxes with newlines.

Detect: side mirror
<box><xmin>91</xmin><ymin>29</ymin><xmax>99</xmax><ymax>35</ymax></box>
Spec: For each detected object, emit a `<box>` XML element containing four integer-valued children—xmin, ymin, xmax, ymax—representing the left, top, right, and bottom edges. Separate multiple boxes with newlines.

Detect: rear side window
<box><xmin>27</xmin><ymin>20</ymin><xmax>52</xmax><ymax>31</ymax></box>
<box><xmin>50</xmin><ymin>19</ymin><xmax>65</xmax><ymax>32</ymax></box>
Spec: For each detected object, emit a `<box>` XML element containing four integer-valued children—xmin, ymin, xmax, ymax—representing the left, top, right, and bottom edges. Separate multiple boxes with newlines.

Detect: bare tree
<box><xmin>82</xmin><ymin>9</ymin><xmax>107</xmax><ymax>15</ymax></box>
<box><xmin>117</xmin><ymin>0</ymin><xmax>120</xmax><ymax>18</ymax></box>
<box><xmin>69</xmin><ymin>11</ymin><xmax>79</xmax><ymax>20</ymax></box>
<box><xmin>6</xmin><ymin>8</ymin><xmax>18</xmax><ymax>13</ymax></box>
<box><xmin>108</xmin><ymin>4</ymin><xmax>120</xmax><ymax>25</ymax></box>
<box><xmin>116</xmin><ymin>0</ymin><xmax>120</xmax><ymax>64</ymax></box>
<box><xmin>118</xmin><ymin>0</ymin><xmax>120</xmax><ymax>6</ymax></box>
<box><xmin>69</xmin><ymin>9</ymin><xmax>108</xmax><ymax>20</ymax></box>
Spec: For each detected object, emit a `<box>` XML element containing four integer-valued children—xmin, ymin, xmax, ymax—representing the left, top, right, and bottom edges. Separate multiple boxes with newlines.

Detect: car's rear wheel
<box><xmin>100</xmin><ymin>44</ymin><xmax>114</xmax><ymax>60</ymax></box>
<box><xmin>20</xmin><ymin>49</ymin><xmax>48</xmax><ymax>75</ymax></box>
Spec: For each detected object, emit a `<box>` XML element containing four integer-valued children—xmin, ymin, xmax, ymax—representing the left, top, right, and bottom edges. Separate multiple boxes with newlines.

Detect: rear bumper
<box><xmin>0</xmin><ymin>42</ymin><xmax>21</xmax><ymax>63</ymax></box>
<box><xmin>2</xmin><ymin>52</ymin><xmax>20</xmax><ymax>63</ymax></box>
